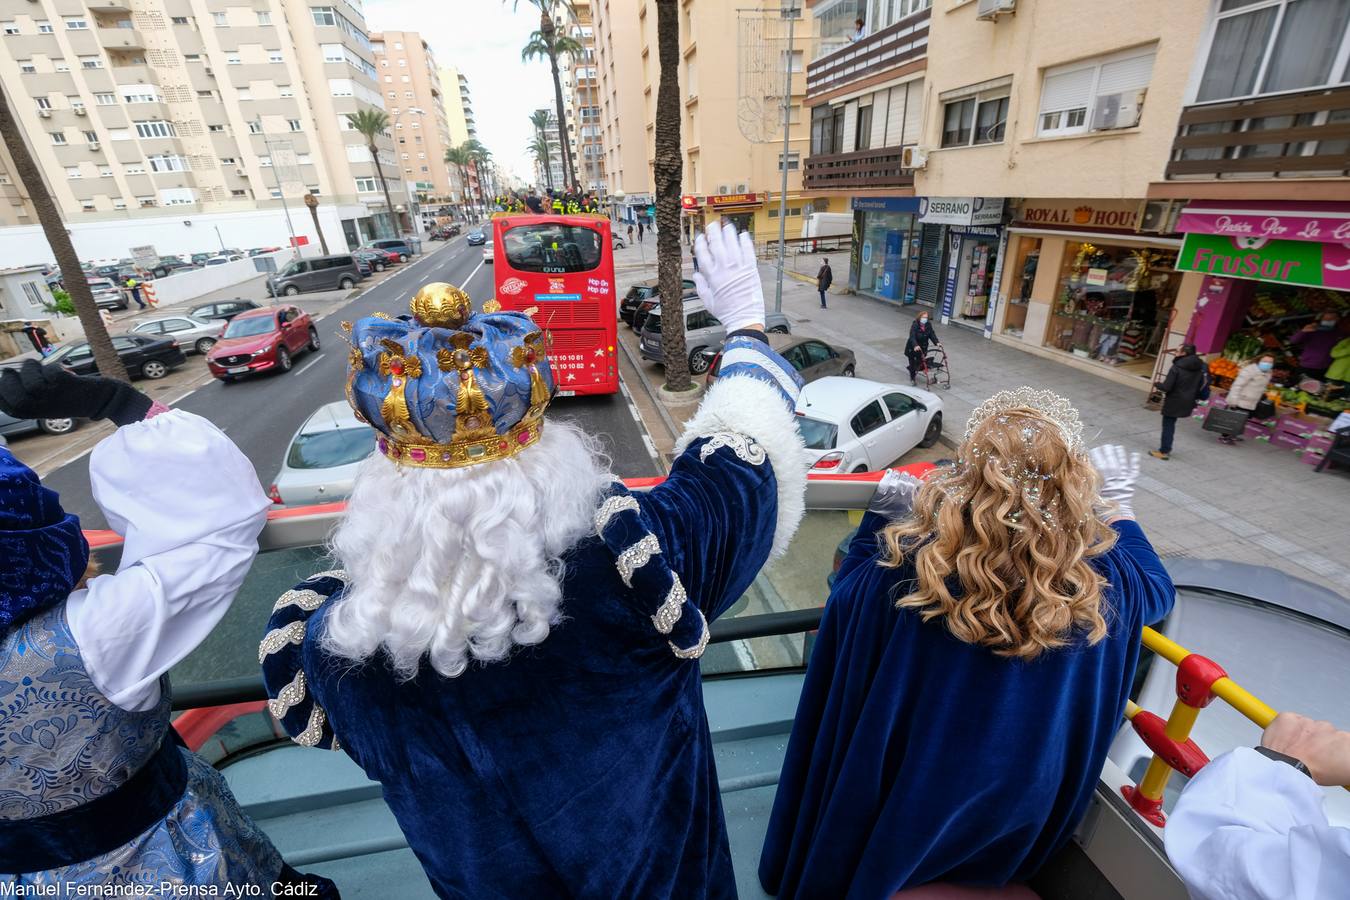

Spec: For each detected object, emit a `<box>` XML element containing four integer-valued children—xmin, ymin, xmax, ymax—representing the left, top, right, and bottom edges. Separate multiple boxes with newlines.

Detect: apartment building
<box><xmin>590</xmin><ymin>0</ymin><xmax>648</xmax><ymax>219</ymax></box>
<box><xmin>559</xmin><ymin>0</ymin><xmax>603</xmax><ymax>192</ymax></box>
<box><xmin>0</xmin><ymin>0</ymin><xmax>408</xmax><ymax>265</ymax></box>
<box><xmin>592</xmin><ymin>0</ymin><xmax>826</xmax><ymax>238</ymax></box>
<box><xmin>804</xmin><ymin>0</ymin><xmax>932</xmax><ymax>303</ymax></box>
<box><xmin>436</xmin><ymin>64</ymin><xmax>476</xmax><ymax>206</ymax></box>
<box><xmin>905</xmin><ymin>0</ymin><xmax>1349</xmax><ymax>399</ymax></box>
<box><xmin>371</xmin><ymin>30</ymin><xmax>453</xmax><ymax>205</ymax></box>
<box><xmin>532</xmin><ymin>107</ymin><xmax>565</xmax><ymax>190</ymax></box>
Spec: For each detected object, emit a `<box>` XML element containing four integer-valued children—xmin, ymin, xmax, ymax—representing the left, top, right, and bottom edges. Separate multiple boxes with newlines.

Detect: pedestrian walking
<box><xmin>627</xmin><ymin>224</ymin><xmax>634</xmax><ymax>244</ymax></box>
<box><xmin>1219</xmin><ymin>355</ymin><xmax>1274</xmax><ymax>445</ymax></box>
<box><xmin>20</xmin><ymin>321</ymin><xmax>52</xmax><ymax>355</ymax></box>
<box><xmin>637</xmin><ymin>220</ymin><xmax>645</xmax><ymax>244</ymax></box>
<box><xmin>125</xmin><ymin>274</ymin><xmax>145</xmax><ymax>310</ymax></box>
<box><xmin>905</xmin><ymin>311</ymin><xmax>939</xmax><ymax>385</ymax></box>
<box><xmin>1150</xmin><ymin>344</ymin><xmax>1208</xmax><ymax>460</ymax></box>
<box><xmin>815</xmin><ymin>258</ymin><xmax>833</xmax><ymax>309</ymax></box>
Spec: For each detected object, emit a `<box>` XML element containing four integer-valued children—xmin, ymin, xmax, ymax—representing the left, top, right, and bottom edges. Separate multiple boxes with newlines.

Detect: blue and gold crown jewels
<box><xmin>344</xmin><ymin>283</ymin><xmax>553</xmax><ymax>468</ymax></box>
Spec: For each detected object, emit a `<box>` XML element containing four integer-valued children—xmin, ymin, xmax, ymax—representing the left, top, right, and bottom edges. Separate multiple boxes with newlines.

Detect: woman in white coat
<box><xmin>1219</xmin><ymin>354</ymin><xmax>1274</xmax><ymax>445</ymax></box>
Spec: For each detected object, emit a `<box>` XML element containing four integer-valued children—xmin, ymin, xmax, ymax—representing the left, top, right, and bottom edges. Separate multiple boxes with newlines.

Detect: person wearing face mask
<box><xmin>1290</xmin><ymin>312</ymin><xmax>1343</xmax><ymax>381</ymax></box>
<box><xmin>1220</xmin><ymin>354</ymin><xmax>1276</xmax><ymax>445</ymax></box>
<box><xmin>905</xmin><ymin>312</ymin><xmax>940</xmax><ymax>386</ymax></box>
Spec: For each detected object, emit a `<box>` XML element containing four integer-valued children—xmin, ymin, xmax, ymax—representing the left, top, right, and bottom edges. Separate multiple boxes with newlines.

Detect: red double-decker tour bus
<box><xmin>491</xmin><ymin>213</ymin><xmax>619</xmax><ymax>396</ymax></box>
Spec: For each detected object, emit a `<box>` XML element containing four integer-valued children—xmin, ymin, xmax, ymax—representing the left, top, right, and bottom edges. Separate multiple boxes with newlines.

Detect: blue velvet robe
<box><xmin>759</xmin><ymin>515</ymin><xmax>1174</xmax><ymax>899</ymax></box>
<box><xmin>262</xmin><ymin>432</ymin><xmax>790</xmax><ymax>899</ymax></box>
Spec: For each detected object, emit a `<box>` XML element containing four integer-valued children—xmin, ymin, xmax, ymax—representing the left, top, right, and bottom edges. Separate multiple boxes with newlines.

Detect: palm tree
<box><xmin>511</xmin><ymin>0</ymin><xmax>581</xmax><ymax>190</ymax></box>
<box><xmin>527</xmin><ymin>134</ymin><xmax>553</xmax><ymax>191</ymax></box>
<box><xmin>654</xmin><ymin>0</ymin><xmax>690</xmax><ymax>393</ymax></box>
<box><xmin>443</xmin><ymin>144</ymin><xmax>474</xmax><ymax>216</ymax></box>
<box><xmin>528</xmin><ymin>109</ymin><xmax>555</xmax><ymax>191</ymax></box>
<box><xmin>462</xmin><ymin>139</ymin><xmax>493</xmax><ymax>211</ymax></box>
<box><xmin>346</xmin><ymin>109</ymin><xmax>398</xmax><ymax>237</ymax></box>
<box><xmin>0</xmin><ymin>85</ymin><xmax>128</xmax><ymax>380</ymax></box>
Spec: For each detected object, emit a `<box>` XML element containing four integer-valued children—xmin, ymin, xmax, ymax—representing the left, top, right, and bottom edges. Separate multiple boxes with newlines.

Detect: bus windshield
<box><xmin>503</xmin><ymin>224</ymin><xmax>603</xmax><ymax>273</ymax></box>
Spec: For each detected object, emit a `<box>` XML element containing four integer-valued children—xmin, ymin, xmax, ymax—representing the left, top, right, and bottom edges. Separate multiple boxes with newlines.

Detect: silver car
<box><xmin>130</xmin><ymin>315</ymin><xmax>225</xmax><ymax>355</ymax></box>
<box><xmin>87</xmin><ymin>277</ymin><xmax>126</xmax><ymax>311</ymax></box>
<box><xmin>269</xmin><ymin>402</ymin><xmax>377</xmax><ymax>506</ymax></box>
<box><xmin>639</xmin><ymin>299</ymin><xmax>792</xmax><ymax>374</ymax></box>
<box><xmin>0</xmin><ymin>408</ymin><xmax>79</xmax><ymax>440</ymax></box>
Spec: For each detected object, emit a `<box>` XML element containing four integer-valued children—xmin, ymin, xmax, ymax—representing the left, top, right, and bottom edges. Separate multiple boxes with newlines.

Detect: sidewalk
<box><xmin>768</xmin><ymin>267</ymin><xmax>1349</xmax><ymax>596</ymax></box>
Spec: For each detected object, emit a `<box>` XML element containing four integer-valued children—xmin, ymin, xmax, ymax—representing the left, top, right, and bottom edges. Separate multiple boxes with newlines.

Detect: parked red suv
<box><xmin>205</xmin><ymin>305</ymin><xmax>319</xmax><ymax>382</ymax></box>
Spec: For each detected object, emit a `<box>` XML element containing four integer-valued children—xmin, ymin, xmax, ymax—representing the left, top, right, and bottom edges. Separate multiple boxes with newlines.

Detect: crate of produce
<box><xmin>1244</xmin><ymin>418</ymin><xmax>1276</xmax><ymax>440</ymax></box>
<box><xmin>1300</xmin><ymin>449</ymin><xmax>1326</xmax><ymax>467</ymax></box>
<box><xmin>1304</xmin><ymin>432</ymin><xmax>1335</xmax><ymax>454</ymax></box>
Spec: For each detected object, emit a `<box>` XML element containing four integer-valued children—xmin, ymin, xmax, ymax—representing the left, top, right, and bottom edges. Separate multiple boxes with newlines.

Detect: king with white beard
<box><xmin>261</xmin><ymin>222</ymin><xmax>808</xmax><ymax>898</ymax></box>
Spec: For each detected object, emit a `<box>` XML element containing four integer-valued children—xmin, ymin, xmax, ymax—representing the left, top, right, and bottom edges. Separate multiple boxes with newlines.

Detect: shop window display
<box><xmin>1048</xmin><ymin>242</ymin><xmax>1179</xmax><ymax>370</ymax></box>
<box><xmin>1001</xmin><ymin>237</ymin><xmax>1041</xmax><ymax>337</ymax></box>
<box><xmin>857</xmin><ymin>210</ymin><xmax>916</xmax><ymax>302</ymax></box>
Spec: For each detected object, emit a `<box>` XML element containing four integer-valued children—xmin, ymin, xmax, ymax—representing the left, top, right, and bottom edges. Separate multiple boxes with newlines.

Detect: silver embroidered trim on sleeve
<box><xmin>651</xmin><ymin>577</ymin><xmax>686</xmax><ymax>634</ymax></box>
<box><xmin>294</xmin><ymin>704</ymin><xmax>329</xmax><ymax>748</ymax></box>
<box><xmin>306</xmin><ymin>568</ymin><xmax>349</xmax><ymax>584</ymax></box>
<box><xmin>668</xmin><ymin>609</ymin><xmax>711</xmax><ymax>659</ymax></box>
<box><xmin>272</xmin><ymin>588</ymin><xmax>325</xmax><ymax>613</ymax></box>
<box><xmin>594</xmin><ymin>494</ymin><xmax>641</xmax><ymax>535</ymax></box>
<box><xmin>615</xmin><ymin>533</ymin><xmax>661</xmax><ymax>588</ymax></box>
<box><xmin>267</xmin><ymin>668</ymin><xmax>307</xmax><ymax>719</ymax></box>
<box><xmin>258</xmin><ymin>620</ymin><xmax>306</xmax><ymax>664</ymax></box>
<box><xmin>699</xmin><ymin>432</ymin><xmax>766</xmax><ymax>466</ymax></box>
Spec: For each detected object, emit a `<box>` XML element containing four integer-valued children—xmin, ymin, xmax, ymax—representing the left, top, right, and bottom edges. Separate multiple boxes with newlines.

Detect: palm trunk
<box><xmin>538</xmin><ymin>130</ymin><xmax>555</xmax><ymax>191</ymax></box>
<box><xmin>307</xmin><ymin>203</ymin><xmax>330</xmax><ymax>255</ymax></box>
<box><xmin>0</xmin><ymin>85</ymin><xmax>128</xmax><ymax>380</ymax></box>
<box><xmin>654</xmin><ymin>0</ymin><xmax>689</xmax><ymax>393</ymax></box>
<box><xmin>370</xmin><ymin>143</ymin><xmax>397</xmax><ymax>237</ymax></box>
<box><xmin>540</xmin><ymin>10</ymin><xmax>577</xmax><ymax>191</ymax></box>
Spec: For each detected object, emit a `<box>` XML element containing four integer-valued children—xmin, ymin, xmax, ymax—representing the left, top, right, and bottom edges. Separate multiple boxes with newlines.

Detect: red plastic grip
<box><xmin>1121</xmin><ymin>785</ymin><xmax>1166</xmax><ymax>827</ymax></box>
<box><xmin>1176</xmin><ymin>653</ymin><xmax>1228</xmax><ymax>708</ymax></box>
<box><xmin>1129</xmin><ymin>709</ymin><xmax>1212</xmax><ymax>777</ymax></box>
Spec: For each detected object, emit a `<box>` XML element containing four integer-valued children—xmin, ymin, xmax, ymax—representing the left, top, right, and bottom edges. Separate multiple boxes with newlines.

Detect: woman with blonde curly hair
<box><xmin>760</xmin><ymin>388</ymin><xmax>1175</xmax><ymax>899</ymax></box>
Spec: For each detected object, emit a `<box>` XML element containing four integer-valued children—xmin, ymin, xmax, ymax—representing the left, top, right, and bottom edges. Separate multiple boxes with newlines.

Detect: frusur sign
<box><xmin>1177</xmin><ymin>233</ymin><xmax>1350</xmax><ymax>291</ymax></box>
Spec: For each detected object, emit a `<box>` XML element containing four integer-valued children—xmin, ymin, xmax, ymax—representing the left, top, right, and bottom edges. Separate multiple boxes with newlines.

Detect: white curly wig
<box><xmin>322</xmin><ymin>419</ymin><xmax>613</xmax><ymax>679</ymax></box>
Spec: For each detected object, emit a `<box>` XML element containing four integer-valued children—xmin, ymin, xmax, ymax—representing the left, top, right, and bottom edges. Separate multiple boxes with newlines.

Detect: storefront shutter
<box><xmin>1039</xmin><ymin>65</ymin><xmax>1094</xmax><ymax>114</ymax></box>
<box><xmin>915</xmin><ymin>223</ymin><xmax>944</xmax><ymax>307</ymax></box>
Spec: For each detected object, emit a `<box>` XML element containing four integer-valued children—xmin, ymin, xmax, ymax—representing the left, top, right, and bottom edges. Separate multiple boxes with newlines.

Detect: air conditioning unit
<box><xmin>716</xmin><ymin>183</ymin><xmax>731</xmax><ymax>195</ymax></box>
<box><xmin>74</xmin><ymin>107</ymin><xmax>88</xmax><ymax>116</ymax></box>
<box><xmin>975</xmin><ymin>0</ymin><xmax>1016</xmax><ymax>20</ymax></box>
<box><xmin>203</xmin><ymin>66</ymin><xmax>214</xmax><ymax>76</ymax></box>
<box><xmin>1138</xmin><ymin>199</ymin><xmax>1181</xmax><ymax>234</ymax></box>
<box><xmin>901</xmin><ymin>146</ymin><xmax>928</xmax><ymax>170</ymax></box>
<box><xmin>1092</xmin><ymin>88</ymin><xmax>1146</xmax><ymax>131</ymax></box>
<box><xmin>734</xmin><ymin>182</ymin><xmax>750</xmax><ymax>193</ymax></box>
<box><xmin>38</xmin><ymin>109</ymin><xmax>52</xmax><ymax>118</ymax></box>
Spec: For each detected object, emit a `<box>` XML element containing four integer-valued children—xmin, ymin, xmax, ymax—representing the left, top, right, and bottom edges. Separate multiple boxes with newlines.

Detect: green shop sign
<box><xmin>1177</xmin><ymin>232</ymin><xmax>1332</xmax><ymax>288</ymax></box>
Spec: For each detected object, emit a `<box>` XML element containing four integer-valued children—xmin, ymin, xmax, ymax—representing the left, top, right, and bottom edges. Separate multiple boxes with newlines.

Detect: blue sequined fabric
<box><xmin>0</xmin><ymin>604</ymin><xmax>283</xmax><ymax>887</ymax></box>
<box><xmin>0</xmin><ymin>448</ymin><xmax>88</xmax><ymax>630</ymax></box>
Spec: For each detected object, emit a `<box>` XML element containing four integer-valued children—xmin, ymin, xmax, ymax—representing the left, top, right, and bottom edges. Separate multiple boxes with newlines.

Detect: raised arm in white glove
<box><xmin>1090</xmin><ymin>444</ymin><xmax>1141</xmax><ymax>521</ymax></box>
<box><xmin>868</xmin><ymin>469</ymin><xmax>923</xmax><ymax>522</ymax></box>
<box><xmin>693</xmin><ymin>220</ymin><xmax>766</xmax><ymax>333</ymax></box>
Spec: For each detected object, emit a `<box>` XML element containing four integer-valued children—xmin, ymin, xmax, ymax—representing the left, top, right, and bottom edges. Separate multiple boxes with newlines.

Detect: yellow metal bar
<box><xmin>1164</xmin><ymin>701</ymin><xmax>1202</xmax><ymax>741</ymax></box>
<box><xmin>1140</xmin><ymin>626</ymin><xmax>1188</xmax><ymax>666</ymax></box>
<box><xmin>1137</xmin><ymin>697</ymin><xmax>1202</xmax><ymax>800</ymax></box>
<box><xmin>1124</xmin><ymin>700</ymin><xmax>1142</xmax><ymax>720</ymax></box>
<box><xmin>1211</xmin><ymin>677</ymin><xmax>1278</xmax><ymax>729</ymax></box>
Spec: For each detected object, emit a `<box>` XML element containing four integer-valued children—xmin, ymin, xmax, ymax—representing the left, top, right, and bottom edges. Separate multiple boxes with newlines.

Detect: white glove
<box><xmin>693</xmin><ymin>220</ymin><xmax>765</xmax><ymax>333</ymax></box>
<box><xmin>867</xmin><ymin>469</ymin><xmax>923</xmax><ymax>521</ymax></box>
<box><xmin>1090</xmin><ymin>444</ymin><xmax>1141</xmax><ymax>520</ymax></box>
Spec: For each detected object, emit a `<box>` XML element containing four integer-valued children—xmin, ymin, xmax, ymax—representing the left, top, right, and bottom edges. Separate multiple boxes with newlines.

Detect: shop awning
<box><xmin>1177</xmin><ymin>201</ymin><xmax>1350</xmax><ymax>244</ymax></box>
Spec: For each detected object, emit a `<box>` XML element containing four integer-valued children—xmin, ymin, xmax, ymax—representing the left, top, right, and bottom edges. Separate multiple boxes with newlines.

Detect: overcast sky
<box><xmin>364</xmin><ymin>0</ymin><xmax>558</xmax><ymax>182</ymax></box>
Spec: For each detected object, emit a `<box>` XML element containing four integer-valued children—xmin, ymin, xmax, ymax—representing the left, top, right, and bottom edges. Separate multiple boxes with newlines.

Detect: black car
<box><xmin>465</xmin><ymin>230</ymin><xmax>487</xmax><ymax>246</ymax></box>
<box><xmin>352</xmin><ymin>248</ymin><xmax>390</xmax><ymax>272</ymax></box>
<box><xmin>151</xmin><ymin>258</ymin><xmax>196</xmax><ymax>278</ymax></box>
<box><xmin>189</xmin><ymin>299</ymin><xmax>262</xmax><ymax>322</ymax></box>
<box><xmin>620</xmin><ymin>278</ymin><xmax>697</xmax><ymax>328</ymax></box>
<box><xmin>44</xmin><ymin>334</ymin><xmax>187</xmax><ymax>380</ymax></box>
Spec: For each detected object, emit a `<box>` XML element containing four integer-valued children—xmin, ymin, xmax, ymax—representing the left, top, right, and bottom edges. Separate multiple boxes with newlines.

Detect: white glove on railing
<box><xmin>693</xmin><ymin>220</ymin><xmax>766</xmax><ymax>334</ymax></box>
<box><xmin>867</xmin><ymin>469</ymin><xmax>924</xmax><ymax>521</ymax></box>
<box><xmin>1090</xmin><ymin>444</ymin><xmax>1141</xmax><ymax>521</ymax></box>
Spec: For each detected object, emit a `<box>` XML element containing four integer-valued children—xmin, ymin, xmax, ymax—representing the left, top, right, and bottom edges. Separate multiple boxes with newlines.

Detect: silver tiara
<box><xmin>963</xmin><ymin>387</ymin><xmax>1084</xmax><ymax>453</ymax></box>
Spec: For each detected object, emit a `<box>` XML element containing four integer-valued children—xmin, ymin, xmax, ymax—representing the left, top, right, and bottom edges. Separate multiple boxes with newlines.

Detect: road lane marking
<box><xmin>293</xmin><ymin>353</ymin><xmax>326</xmax><ymax>377</ymax></box>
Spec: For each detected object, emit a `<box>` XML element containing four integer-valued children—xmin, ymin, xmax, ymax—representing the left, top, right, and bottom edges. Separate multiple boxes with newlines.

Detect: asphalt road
<box><xmin>43</xmin><ymin>238</ymin><xmax>660</xmax><ymax>530</ymax></box>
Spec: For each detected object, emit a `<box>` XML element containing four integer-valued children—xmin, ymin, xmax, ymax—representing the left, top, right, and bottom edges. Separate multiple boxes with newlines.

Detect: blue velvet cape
<box><xmin>759</xmin><ymin>515</ymin><xmax>1174</xmax><ymax>899</ymax></box>
<box><xmin>263</xmin><ymin>434</ymin><xmax>784</xmax><ymax>899</ymax></box>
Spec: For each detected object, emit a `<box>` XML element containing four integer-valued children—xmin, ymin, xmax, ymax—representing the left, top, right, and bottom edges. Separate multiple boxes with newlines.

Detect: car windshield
<box><xmin>43</xmin><ymin>344</ymin><xmax>85</xmax><ymax>365</ymax></box>
<box><xmin>287</xmin><ymin>428</ymin><xmax>377</xmax><ymax>469</ymax></box>
<box><xmin>796</xmin><ymin>416</ymin><xmax>838</xmax><ymax>450</ymax></box>
<box><xmin>502</xmin><ymin>224</ymin><xmax>602</xmax><ymax>273</ymax></box>
<box><xmin>644</xmin><ymin>313</ymin><xmax>660</xmax><ymax>333</ymax></box>
<box><xmin>223</xmin><ymin>316</ymin><xmax>276</xmax><ymax>338</ymax></box>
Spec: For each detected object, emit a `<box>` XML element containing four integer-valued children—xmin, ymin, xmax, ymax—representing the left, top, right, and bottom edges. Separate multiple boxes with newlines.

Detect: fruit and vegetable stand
<box><xmin>1196</xmin><ymin>387</ymin><xmax>1347</xmax><ymax>466</ymax></box>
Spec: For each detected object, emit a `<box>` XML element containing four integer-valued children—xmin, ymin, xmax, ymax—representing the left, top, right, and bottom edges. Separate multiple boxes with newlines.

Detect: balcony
<box><xmin>98</xmin><ymin>25</ymin><xmax>145</xmax><ymax>50</ymax></box>
<box><xmin>85</xmin><ymin>0</ymin><xmax>131</xmax><ymax>10</ymax></box>
<box><xmin>111</xmin><ymin>63</ymin><xmax>157</xmax><ymax>86</ymax></box>
<box><xmin>1165</xmin><ymin>85</ymin><xmax>1350</xmax><ymax>181</ymax></box>
<box><xmin>802</xmin><ymin>146</ymin><xmax>913</xmax><ymax>191</ymax></box>
<box><xmin>806</xmin><ymin>8</ymin><xmax>929</xmax><ymax>101</ymax></box>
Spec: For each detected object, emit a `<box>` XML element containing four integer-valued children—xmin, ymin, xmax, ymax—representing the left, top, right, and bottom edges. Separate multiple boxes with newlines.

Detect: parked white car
<box><xmin>268</xmin><ymin>401</ymin><xmax>377</xmax><ymax>506</ymax></box>
<box><xmin>130</xmin><ymin>315</ymin><xmax>225</xmax><ymax>355</ymax></box>
<box><xmin>795</xmin><ymin>377</ymin><xmax>943</xmax><ymax>473</ymax></box>
<box><xmin>483</xmin><ymin>241</ymin><xmax>494</xmax><ymax>263</ymax></box>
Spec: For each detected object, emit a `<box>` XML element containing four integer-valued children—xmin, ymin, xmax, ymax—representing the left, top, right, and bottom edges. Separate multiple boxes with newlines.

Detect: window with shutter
<box><xmin>1037</xmin><ymin>46</ymin><xmax>1156</xmax><ymax>137</ymax></box>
